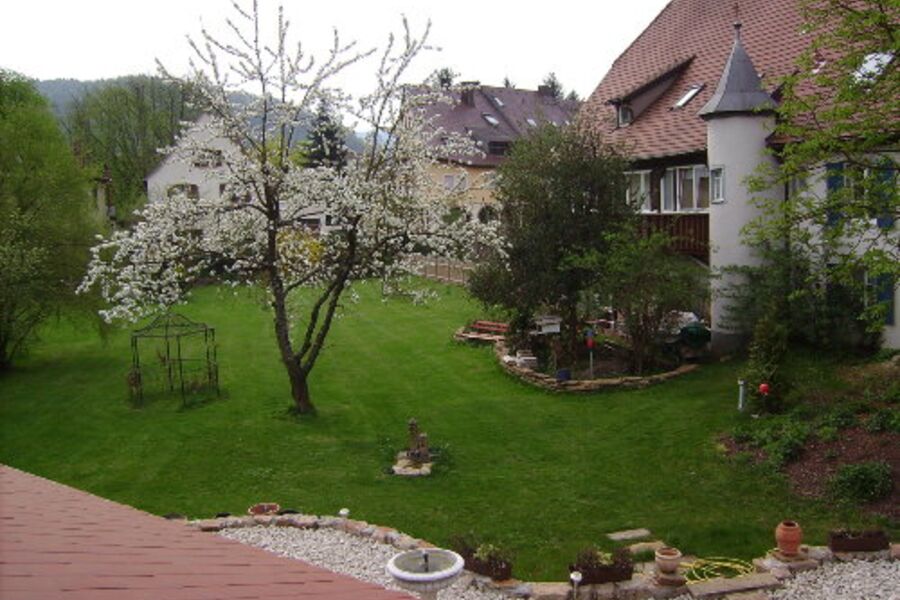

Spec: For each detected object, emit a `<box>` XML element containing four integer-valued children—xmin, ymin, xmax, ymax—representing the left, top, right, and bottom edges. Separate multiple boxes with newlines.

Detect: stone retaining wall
<box><xmin>487</xmin><ymin>336</ymin><xmax>700</xmax><ymax>393</ymax></box>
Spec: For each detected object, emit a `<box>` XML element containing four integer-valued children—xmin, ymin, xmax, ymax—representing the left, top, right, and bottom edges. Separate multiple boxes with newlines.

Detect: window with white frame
<box><xmin>660</xmin><ymin>165</ymin><xmax>711</xmax><ymax>211</ymax></box>
<box><xmin>443</xmin><ymin>172</ymin><xmax>469</xmax><ymax>192</ymax></box>
<box><xmin>626</xmin><ymin>170</ymin><xmax>652</xmax><ymax>211</ymax></box>
<box><xmin>710</xmin><ymin>166</ymin><xmax>725</xmax><ymax>203</ymax></box>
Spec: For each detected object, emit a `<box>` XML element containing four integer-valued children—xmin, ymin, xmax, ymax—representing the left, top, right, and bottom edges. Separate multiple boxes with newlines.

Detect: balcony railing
<box><xmin>641</xmin><ymin>212</ymin><xmax>709</xmax><ymax>262</ymax></box>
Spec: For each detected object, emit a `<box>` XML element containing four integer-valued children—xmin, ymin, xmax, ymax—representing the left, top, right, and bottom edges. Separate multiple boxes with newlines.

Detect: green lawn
<box><xmin>0</xmin><ymin>282</ymin><xmax>877</xmax><ymax>580</ymax></box>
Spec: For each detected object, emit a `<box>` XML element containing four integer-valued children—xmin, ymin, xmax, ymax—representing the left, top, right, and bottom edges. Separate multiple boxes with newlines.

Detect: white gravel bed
<box><xmin>770</xmin><ymin>560</ymin><xmax>900</xmax><ymax>600</ymax></box>
<box><xmin>220</xmin><ymin>525</ymin><xmax>506</xmax><ymax>600</ymax></box>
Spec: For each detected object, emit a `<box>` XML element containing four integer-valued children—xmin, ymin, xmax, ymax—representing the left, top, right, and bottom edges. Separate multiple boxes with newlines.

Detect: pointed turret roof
<box><xmin>699</xmin><ymin>22</ymin><xmax>775</xmax><ymax>119</ymax></box>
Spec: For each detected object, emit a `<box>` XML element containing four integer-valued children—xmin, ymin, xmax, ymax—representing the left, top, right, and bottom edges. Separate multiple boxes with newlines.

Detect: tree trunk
<box><xmin>286</xmin><ymin>361</ymin><xmax>315</xmax><ymax>414</ymax></box>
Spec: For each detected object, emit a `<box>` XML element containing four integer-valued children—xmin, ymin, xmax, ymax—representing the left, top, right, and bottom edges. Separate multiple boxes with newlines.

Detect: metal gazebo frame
<box><xmin>129</xmin><ymin>312</ymin><xmax>219</xmax><ymax>405</ymax></box>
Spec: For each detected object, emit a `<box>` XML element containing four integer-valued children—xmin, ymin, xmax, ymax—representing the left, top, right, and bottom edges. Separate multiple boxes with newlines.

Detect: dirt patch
<box><xmin>783</xmin><ymin>427</ymin><xmax>900</xmax><ymax>521</ymax></box>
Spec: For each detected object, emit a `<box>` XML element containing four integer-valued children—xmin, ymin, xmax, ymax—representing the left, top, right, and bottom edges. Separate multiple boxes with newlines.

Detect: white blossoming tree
<box><xmin>80</xmin><ymin>0</ymin><xmax>493</xmax><ymax>414</ymax></box>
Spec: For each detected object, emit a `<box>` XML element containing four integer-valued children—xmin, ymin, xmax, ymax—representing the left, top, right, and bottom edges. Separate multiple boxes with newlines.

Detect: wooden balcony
<box><xmin>641</xmin><ymin>212</ymin><xmax>709</xmax><ymax>263</ymax></box>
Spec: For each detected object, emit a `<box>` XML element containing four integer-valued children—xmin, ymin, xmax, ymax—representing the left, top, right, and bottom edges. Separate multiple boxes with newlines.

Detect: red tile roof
<box><xmin>0</xmin><ymin>465</ymin><xmax>412</xmax><ymax>600</ymax></box>
<box><xmin>580</xmin><ymin>0</ymin><xmax>810</xmax><ymax>160</ymax></box>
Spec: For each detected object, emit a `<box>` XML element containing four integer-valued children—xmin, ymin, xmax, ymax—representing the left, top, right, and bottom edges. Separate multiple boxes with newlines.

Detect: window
<box><xmin>219</xmin><ymin>183</ymin><xmax>251</xmax><ymax>203</ymax></box>
<box><xmin>855</xmin><ymin>52</ymin><xmax>893</xmax><ymax>83</ymax></box>
<box><xmin>493</xmin><ymin>96</ymin><xmax>504</xmax><ymax>107</ymax></box>
<box><xmin>710</xmin><ymin>167</ymin><xmax>725</xmax><ymax>204</ymax></box>
<box><xmin>443</xmin><ymin>173</ymin><xmax>469</xmax><ymax>192</ymax></box>
<box><xmin>482</xmin><ymin>113</ymin><xmax>500</xmax><ymax>127</ymax></box>
<box><xmin>487</xmin><ymin>141</ymin><xmax>511</xmax><ymax>156</ymax></box>
<box><xmin>866</xmin><ymin>272</ymin><xmax>896</xmax><ymax>326</ymax></box>
<box><xmin>617</xmin><ymin>104</ymin><xmax>633</xmax><ymax>127</ymax></box>
<box><xmin>673</xmin><ymin>84</ymin><xmax>703</xmax><ymax>109</ymax></box>
<box><xmin>192</xmin><ymin>149</ymin><xmax>224</xmax><ymax>168</ymax></box>
<box><xmin>626</xmin><ymin>171</ymin><xmax>651</xmax><ymax>212</ymax></box>
<box><xmin>660</xmin><ymin>165</ymin><xmax>711</xmax><ymax>211</ymax></box>
<box><xmin>167</xmin><ymin>183</ymin><xmax>199</xmax><ymax>200</ymax></box>
<box><xmin>526</xmin><ymin>118</ymin><xmax>537</xmax><ymax>127</ymax></box>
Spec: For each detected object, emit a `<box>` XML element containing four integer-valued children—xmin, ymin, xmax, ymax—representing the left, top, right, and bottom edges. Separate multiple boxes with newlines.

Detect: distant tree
<box><xmin>503</xmin><ymin>76</ymin><xmax>515</xmax><ymax>89</ymax></box>
<box><xmin>540</xmin><ymin>72</ymin><xmax>563</xmax><ymax>99</ymax></box>
<box><xmin>66</xmin><ymin>76</ymin><xmax>198</xmax><ymax>220</ymax></box>
<box><xmin>0</xmin><ymin>71</ymin><xmax>95</xmax><ymax>370</ymax></box>
<box><xmin>305</xmin><ymin>100</ymin><xmax>348</xmax><ymax>170</ymax></box>
<box><xmin>566</xmin><ymin>90</ymin><xmax>580</xmax><ymax>102</ymax></box>
<box><xmin>468</xmin><ymin>124</ymin><xmax>632</xmax><ymax>366</ymax></box>
<box><xmin>436</xmin><ymin>67</ymin><xmax>456</xmax><ymax>88</ymax></box>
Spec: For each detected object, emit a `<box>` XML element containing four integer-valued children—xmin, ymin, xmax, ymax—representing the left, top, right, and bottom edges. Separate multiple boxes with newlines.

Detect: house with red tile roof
<box><xmin>421</xmin><ymin>83</ymin><xmax>579</xmax><ymax>222</ymax></box>
<box><xmin>581</xmin><ymin>0</ymin><xmax>899</xmax><ymax>351</ymax></box>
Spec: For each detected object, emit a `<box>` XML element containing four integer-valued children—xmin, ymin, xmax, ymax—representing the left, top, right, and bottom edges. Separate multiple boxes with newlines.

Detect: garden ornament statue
<box><xmin>407</xmin><ymin>418</ymin><xmax>431</xmax><ymax>464</ymax></box>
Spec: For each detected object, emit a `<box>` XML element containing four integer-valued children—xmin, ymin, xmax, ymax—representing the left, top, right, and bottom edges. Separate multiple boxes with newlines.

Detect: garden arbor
<box><xmin>129</xmin><ymin>313</ymin><xmax>218</xmax><ymax>405</ymax></box>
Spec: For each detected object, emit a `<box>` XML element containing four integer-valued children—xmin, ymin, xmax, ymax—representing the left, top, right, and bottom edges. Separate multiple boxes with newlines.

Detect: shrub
<box><xmin>864</xmin><ymin>409</ymin><xmax>900</xmax><ymax>433</ymax></box>
<box><xmin>742</xmin><ymin>312</ymin><xmax>790</xmax><ymax>413</ymax></box>
<box><xmin>820</xmin><ymin>406</ymin><xmax>858</xmax><ymax>430</ymax></box>
<box><xmin>828</xmin><ymin>461</ymin><xmax>893</xmax><ymax>503</ymax></box>
<box><xmin>817</xmin><ymin>425</ymin><xmax>839</xmax><ymax>442</ymax></box>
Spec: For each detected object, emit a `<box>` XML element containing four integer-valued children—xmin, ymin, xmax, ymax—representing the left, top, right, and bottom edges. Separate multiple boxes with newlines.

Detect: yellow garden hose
<box><xmin>682</xmin><ymin>557</ymin><xmax>755</xmax><ymax>583</ymax></box>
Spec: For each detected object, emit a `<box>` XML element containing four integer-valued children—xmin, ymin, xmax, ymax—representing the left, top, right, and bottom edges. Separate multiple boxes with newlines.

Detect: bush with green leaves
<box><xmin>742</xmin><ymin>312</ymin><xmax>790</xmax><ymax>413</ymax></box>
<box><xmin>864</xmin><ymin>409</ymin><xmax>899</xmax><ymax>433</ymax></box>
<box><xmin>828</xmin><ymin>461</ymin><xmax>893</xmax><ymax>503</ymax></box>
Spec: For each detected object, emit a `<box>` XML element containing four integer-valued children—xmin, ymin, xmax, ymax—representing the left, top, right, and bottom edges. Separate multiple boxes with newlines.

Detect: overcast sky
<box><xmin>1</xmin><ymin>0</ymin><xmax>670</xmax><ymax>101</ymax></box>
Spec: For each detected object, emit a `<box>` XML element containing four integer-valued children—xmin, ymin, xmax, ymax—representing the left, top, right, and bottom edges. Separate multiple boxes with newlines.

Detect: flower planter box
<box><xmin>568</xmin><ymin>563</ymin><xmax>634</xmax><ymax>584</ymax></box>
<box><xmin>462</xmin><ymin>554</ymin><xmax>513</xmax><ymax>581</ymax></box>
<box><xmin>828</xmin><ymin>529</ymin><xmax>889</xmax><ymax>552</ymax></box>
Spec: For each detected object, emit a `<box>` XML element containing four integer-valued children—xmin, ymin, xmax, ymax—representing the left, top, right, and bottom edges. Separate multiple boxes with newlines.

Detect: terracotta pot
<box><xmin>654</xmin><ymin>547</ymin><xmax>682</xmax><ymax>575</ymax></box>
<box><xmin>775</xmin><ymin>520</ymin><xmax>803</xmax><ymax>556</ymax></box>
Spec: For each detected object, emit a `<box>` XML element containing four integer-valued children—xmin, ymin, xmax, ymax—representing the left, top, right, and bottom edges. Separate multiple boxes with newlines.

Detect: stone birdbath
<box><xmin>386</xmin><ymin>548</ymin><xmax>464</xmax><ymax>600</ymax></box>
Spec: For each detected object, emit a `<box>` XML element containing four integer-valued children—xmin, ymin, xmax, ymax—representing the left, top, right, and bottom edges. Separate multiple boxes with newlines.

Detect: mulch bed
<box><xmin>783</xmin><ymin>427</ymin><xmax>900</xmax><ymax>521</ymax></box>
<box><xmin>724</xmin><ymin>427</ymin><xmax>899</xmax><ymax>521</ymax></box>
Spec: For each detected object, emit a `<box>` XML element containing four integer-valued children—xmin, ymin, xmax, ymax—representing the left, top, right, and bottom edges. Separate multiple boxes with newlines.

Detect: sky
<box><xmin>1</xmin><ymin>0</ymin><xmax>671</xmax><ymax>101</ymax></box>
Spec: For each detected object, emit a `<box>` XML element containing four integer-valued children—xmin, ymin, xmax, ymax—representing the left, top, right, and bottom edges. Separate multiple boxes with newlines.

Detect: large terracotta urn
<box><xmin>775</xmin><ymin>520</ymin><xmax>803</xmax><ymax>556</ymax></box>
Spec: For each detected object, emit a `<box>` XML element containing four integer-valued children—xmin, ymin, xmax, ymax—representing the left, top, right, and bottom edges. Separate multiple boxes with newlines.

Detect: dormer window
<box><xmin>617</xmin><ymin>104</ymin><xmax>634</xmax><ymax>127</ymax></box>
<box><xmin>482</xmin><ymin>113</ymin><xmax>500</xmax><ymax>127</ymax></box>
<box><xmin>488</xmin><ymin>141</ymin><xmax>511</xmax><ymax>156</ymax></box>
<box><xmin>673</xmin><ymin>84</ymin><xmax>704</xmax><ymax>109</ymax></box>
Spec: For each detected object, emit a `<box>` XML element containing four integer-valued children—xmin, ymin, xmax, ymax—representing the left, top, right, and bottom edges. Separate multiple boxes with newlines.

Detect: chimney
<box><xmin>460</xmin><ymin>81</ymin><xmax>480</xmax><ymax>107</ymax></box>
<box><xmin>538</xmin><ymin>85</ymin><xmax>554</xmax><ymax>97</ymax></box>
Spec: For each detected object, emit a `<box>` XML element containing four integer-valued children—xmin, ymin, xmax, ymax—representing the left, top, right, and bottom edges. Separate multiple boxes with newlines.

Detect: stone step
<box><xmin>607</xmin><ymin>528</ymin><xmax>653</xmax><ymax>541</ymax></box>
<box><xmin>688</xmin><ymin>572</ymin><xmax>780</xmax><ymax>598</ymax></box>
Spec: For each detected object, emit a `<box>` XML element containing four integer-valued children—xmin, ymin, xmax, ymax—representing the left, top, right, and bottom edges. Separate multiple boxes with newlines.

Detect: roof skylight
<box><xmin>482</xmin><ymin>113</ymin><xmax>500</xmax><ymax>127</ymax></box>
<box><xmin>526</xmin><ymin>118</ymin><xmax>537</xmax><ymax>127</ymax></box>
<box><xmin>673</xmin><ymin>84</ymin><xmax>703</xmax><ymax>109</ymax></box>
<box><xmin>494</xmin><ymin>96</ymin><xmax>504</xmax><ymax>107</ymax></box>
<box><xmin>855</xmin><ymin>52</ymin><xmax>893</xmax><ymax>83</ymax></box>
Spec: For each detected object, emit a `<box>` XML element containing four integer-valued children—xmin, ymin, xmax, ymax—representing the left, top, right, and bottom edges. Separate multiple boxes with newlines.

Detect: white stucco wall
<box><xmin>706</xmin><ymin>114</ymin><xmax>781</xmax><ymax>347</ymax></box>
<box><xmin>145</xmin><ymin>114</ymin><xmax>236</xmax><ymax>204</ymax></box>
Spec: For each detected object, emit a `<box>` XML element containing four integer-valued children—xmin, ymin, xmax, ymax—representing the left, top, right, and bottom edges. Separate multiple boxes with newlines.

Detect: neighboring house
<box><xmin>144</xmin><ymin>114</ymin><xmax>329</xmax><ymax>230</ymax></box>
<box><xmin>420</xmin><ymin>83</ymin><xmax>579</xmax><ymax>221</ymax></box>
<box><xmin>580</xmin><ymin>0</ymin><xmax>898</xmax><ymax>350</ymax></box>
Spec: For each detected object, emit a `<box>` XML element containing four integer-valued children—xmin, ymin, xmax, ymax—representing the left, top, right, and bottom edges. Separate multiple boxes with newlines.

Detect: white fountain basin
<box><xmin>386</xmin><ymin>549</ymin><xmax>464</xmax><ymax>596</ymax></box>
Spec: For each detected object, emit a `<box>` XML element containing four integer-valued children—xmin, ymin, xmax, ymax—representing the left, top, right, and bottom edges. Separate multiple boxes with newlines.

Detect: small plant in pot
<box><xmin>828</xmin><ymin>529</ymin><xmax>890</xmax><ymax>552</ymax></box>
<box><xmin>449</xmin><ymin>534</ymin><xmax>513</xmax><ymax>581</ymax></box>
<box><xmin>569</xmin><ymin>546</ymin><xmax>633</xmax><ymax>585</ymax></box>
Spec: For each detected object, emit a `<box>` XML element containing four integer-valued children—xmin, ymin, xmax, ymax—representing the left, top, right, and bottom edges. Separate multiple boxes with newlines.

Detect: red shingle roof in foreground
<box><xmin>581</xmin><ymin>0</ymin><xmax>809</xmax><ymax>160</ymax></box>
<box><xmin>0</xmin><ymin>465</ymin><xmax>412</xmax><ymax>600</ymax></box>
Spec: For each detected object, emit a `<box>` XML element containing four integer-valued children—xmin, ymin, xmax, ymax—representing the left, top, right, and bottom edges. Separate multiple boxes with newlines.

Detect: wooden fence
<box><xmin>412</xmin><ymin>257</ymin><xmax>474</xmax><ymax>286</ymax></box>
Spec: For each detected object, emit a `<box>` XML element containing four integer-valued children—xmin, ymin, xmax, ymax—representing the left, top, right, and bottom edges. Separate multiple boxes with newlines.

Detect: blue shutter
<box><xmin>876</xmin><ymin>275</ymin><xmax>895</xmax><ymax>326</ymax></box>
<box><xmin>875</xmin><ymin>162</ymin><xmax>896</xmax><ymax>229</ymax></box>
<box><xmin>825</xmin><ymin>162</ymin><xmax>844</xmax><ymax>226</ymax></box>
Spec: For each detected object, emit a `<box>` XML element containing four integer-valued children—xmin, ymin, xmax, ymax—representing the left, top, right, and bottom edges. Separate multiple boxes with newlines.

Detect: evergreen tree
<box><xmin>305</xmin><ymin>100</ymin><xmax>348</xmax><ymax>170</ymax></box>
<box><xmin>540</xmin><ymin>72</ymin><xmax>563</xmax><ymax>99</ymax></box>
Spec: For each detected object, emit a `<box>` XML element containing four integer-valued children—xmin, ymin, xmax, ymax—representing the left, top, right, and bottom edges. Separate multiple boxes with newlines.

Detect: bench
<box><xmin>470</xmin><ymin>320</ymin><xmax>509</xmax><ymax>334</ymax></box>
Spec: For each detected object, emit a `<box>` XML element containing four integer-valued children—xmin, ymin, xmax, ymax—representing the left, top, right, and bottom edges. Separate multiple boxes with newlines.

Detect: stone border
<box><xmin>456</xmin><ymin>330</ymin><xmax>700</xmax><ymax>393</ymax></box>
<box><xmin>192</xmin><ymin>515</ymin><xmax>899</xmax><ymax>600</ymax></box>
